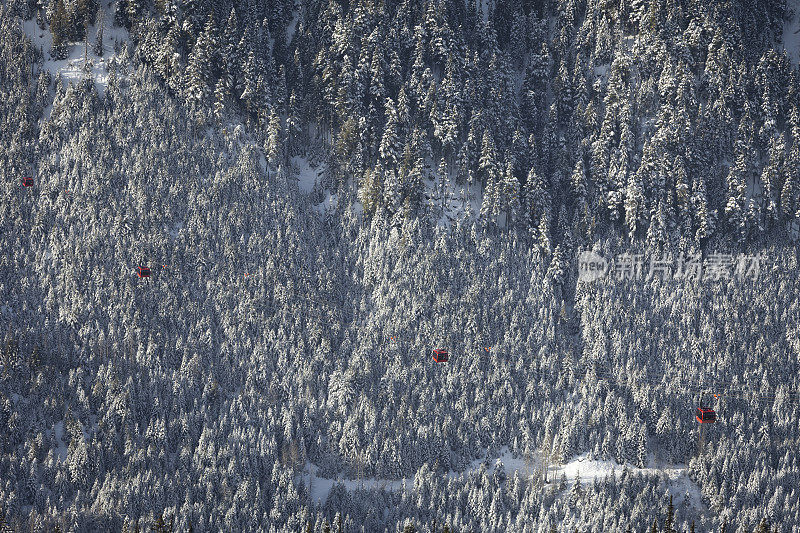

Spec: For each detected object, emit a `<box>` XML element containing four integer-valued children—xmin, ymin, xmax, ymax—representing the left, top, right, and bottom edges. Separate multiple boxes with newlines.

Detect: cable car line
<box><xmin>13</xmin><ymin>180</ymin><xmax>796</xmax><ymax>448</ymax></box>
<box><xmin>384</xmin><ymin>335</ymin><xmax>798</xmax><ymax>408</ymax></box>
<box><xmin>124</xmin><ymin>260</ymin><xmax>797</xmax><ymax>421</ymax></box>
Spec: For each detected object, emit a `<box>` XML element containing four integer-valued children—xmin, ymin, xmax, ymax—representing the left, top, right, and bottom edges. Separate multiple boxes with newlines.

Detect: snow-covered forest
<box><xmin>1</xmin><ymin>0</ymin><xmax>799</xmax><ymax>530</ymax></box>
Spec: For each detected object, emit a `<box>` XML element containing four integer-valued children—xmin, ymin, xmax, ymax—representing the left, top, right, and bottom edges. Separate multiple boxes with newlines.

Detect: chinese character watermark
<box><xmin>577</xmin><ymin>252</ymin><xmax>763</xmax><ymax>283</ymax></box>
<box><xmin>613</xmin><ymin>253</ymin><xmax>644</xmax><ymax>280</ymax></box>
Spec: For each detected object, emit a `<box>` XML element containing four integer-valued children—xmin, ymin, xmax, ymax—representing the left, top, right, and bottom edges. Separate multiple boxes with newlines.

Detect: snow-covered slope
<box><xmin>22</xmin><ymin>6</ymin><xmax>129</xmax><ymax>104</ymax></box>
<box><xmin>784</xmin><ymin>0</ymin><xmax>800</xmax><ymax>65</ymax></box>
<box><xmin>304</xmin><ymin>447</ymin><xmax>703</xmax><ymax>510</ymax></box>
<box><xmin>292</xmin><ymin>155</ymin><xmax>325</xmax><ymax>194</ymax></box>
<box><xmin>295</xmin><ymin>154</ymin><xmax>483</xmax><ymax>226</ymax></box>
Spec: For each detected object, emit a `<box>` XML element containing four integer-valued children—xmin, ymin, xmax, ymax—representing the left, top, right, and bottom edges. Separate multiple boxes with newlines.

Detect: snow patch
<box><xmin>303</xmin><ymin>463</ymin><xmax>412</xmax><ymax>504</ymax></box>
<box><xmin>790</xmin><ymin>216</ymin><xmax>800</xmax><ymax>240</ymax></box>
<box><xmin>784</xmin><ymin>0</ymin><xmax>800</xmax><ymax>65</ymax></box>
<box><xmin>593</xmin><ymin>63</ymin><xmax>610</xmax><ymax>78</ymax></box>
<box><xmin>425</xmin><ymin>172</ymin><xmax>482</xmax><ymax>228</ymax></box>
<box><xmin>292</xmin><ymin>156</ymin><xmax>324</xmax><ymax>193</ymax></box>
<box><xmin>478</xmin><ymin>0</ymin><xmax>489</xmax><ymax>22</ymax></box>
<box><xmin>307</xmin><ymin>167</ymin><xmax>480</xmax><ymax>223</ymax></box>
<box><xmin>557</xmin><ymin>453</ymin><xmax>703</xmax><ymax>509</ymax></box>
<box><xmin>314</xmin><ymin>192</ymin><xmax>338</xmax><ymax>214</ymax></box>
<box><xmin>165</xmin><ymin>221</ymin><xmax>184</xmax><ymax>240</ymax></box>
<box><xmin>53</xmin><ymin>421</ymin><xmax>68</xmax><ymax>461</ymax></box>
<box><xmin>444</xmin><ymin>447</ymin><xmax>534</xmax><ymax>482</ymax></box>
<box><xmin>305</xmin><ymin>448</ymin><xmax>702</xmax><ymax>511</ymax></box>
<box><xmin>22</xmin><ymin>6</ymin><xmax>130</xmax><ymax>105</ymax></box>
<box><xmin>287</xmin><ymin>8</ymin><xmax>301</xmax><ymax>42</ymax></box>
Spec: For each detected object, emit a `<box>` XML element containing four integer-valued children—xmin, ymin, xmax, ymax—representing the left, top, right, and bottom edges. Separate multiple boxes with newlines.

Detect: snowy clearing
<box><xmin>287</xmin><ymin>8</ymin><xmax>301</xmax><ymax>42</ymax></box>
<box><xmin>52</xmin><ymin>421</ymin><xmax>68</xmax><ymax>461</ymax></box>
<box><xmin>296</xmin><ymin>152</ymin><xmax>483</xmax><ymax>226</ymax></box>
<box><xmin>313</xmin><ymin>192</ymin><xmax>339</xmax><ymax>214</ymax></box>
<box><xmin>593</xmin><ymin>63</ymin><xmax>610</xmax><ymax>78</ymax></box>
<box><xmin>165</xmin><ymin>220</ymin><xmax>184</xmax><ymax>240</ymax></box>
<box><xmin>304</xmin><ymin>463</ymin><xmax>411</xmax><ymax>504</ymax></box>
<box><xmin>292</xmin><ymin>156</ymin><xmax>325</xmax><ymax>193</ymax></box>
<box><xmin>22</xmin><ymin>6</ymin><xmax>129</xmax><ymax>104</ymax></box>
<box><xmin>306</xmin><ymin>170</ymin><xmax>481</xmax><ymax>225</ymax></box>
<box><xmin>558</xmin><ymin>453</ymin><xmax>702</xmax><ymax>509</ymax></box>
<box><xmin>784</xmin><ymin>0</ymin><xmax>800</xmax><ymax>65</ymax></box>
<box><xmin>304</xmin><ymin>447</ymin><xmax>702</xmax><ymax>509</ymax></box>
<box><xmin>425</xmin><ymin>173</ymin><xmax>482</xmax><ymax>228</ymax></box>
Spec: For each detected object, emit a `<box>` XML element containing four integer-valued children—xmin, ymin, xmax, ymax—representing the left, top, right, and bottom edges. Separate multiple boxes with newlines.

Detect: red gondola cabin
<box><xmin>137</xmin><ymin>266</ymin><xmax>151</xmax><ymax>278</ymax></box>
<box><xmin>695</xmin><ymin>407</ymin><xmax>716</xmax><ymax>423</ymax></box>
<box><xmin>21</xmin><ymin>177</ymin><xmax>34</xmax><ymax>187</ymax></box>
<box><xmin>432</xmin><ymin>349</ymin><xmax>449</xmax><ymax>363</ymax></box>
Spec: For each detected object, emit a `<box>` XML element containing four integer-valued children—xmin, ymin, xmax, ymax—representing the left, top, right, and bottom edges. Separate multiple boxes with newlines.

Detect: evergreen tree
<box><xmin>125</xmin><ymin>0</ymin><xmax>141</xmax><ymax>26</ymax></box>
<box><xmin>380</xmin><ymin>98</ymin><xmax>401</xmax><ymax>169</ymax></box>
<box><xmin>50</xmin><ymin>0</ymin><xmax>70</xmax><ymax>58</ymax></box>
<box><xmin>663</xmin><ymin>495</ymin><xmax>675</xmax><ymax>533</ymax></box>
<box><xmin>479</xmin><ymin>130</ymin><xmax>499</xmax><ymax>185</ymax></box>
<box><xmin>359</xmin><ymin>167</ymin><xmax>382</xmax><ymax>217</ymax></box>
<box><xmin>93</xmin><ymin>8</ymin><xmax>104</xmax><ymax>57</ymax></box>
<box><xmin>570</xmin><ymin>471</ymin><xmax>582</xmax><ymax>505</ymax></box>
<box><xmin>265</xmin><ymin>109</ymin><xmax>282</xmax><ymax>171</ymax></box>
<box><xmin>186</xmin><ymin>14</ymin><xmax>219</xmax><ymax>110</ymax></box>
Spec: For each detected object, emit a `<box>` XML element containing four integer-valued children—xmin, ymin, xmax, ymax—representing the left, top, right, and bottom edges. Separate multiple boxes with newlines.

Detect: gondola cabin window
<box><xmin>695</xmin><ymin>407</ymin><xmax>716</xmax><ymax>423</ymax></box>
<box><xmin>432</xmin><ymin>349</ymin><xmax>449</xmax><ymax>363</ymax></box>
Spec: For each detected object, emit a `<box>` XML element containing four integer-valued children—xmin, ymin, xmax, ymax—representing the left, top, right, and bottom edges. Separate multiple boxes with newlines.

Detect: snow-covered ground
<box><xmin>303</xmin><ymin>463</ymin><xmax>411</xmax><ymax>504</ymax></box>
<box><xmin>593</xmin><ymin>63</ymin><xmax>610</xmax><ymax>83</ymax></box>
<box><xmin>22</xmin><ymin>5</ymin><xmax>129</xmax><ymax>106</ymax></box>
<box><xmin>52</xmin><ymin>420</ymin><xmax>68</xmax><ymax>461</ymax></box>
<box><xmin>558</xmin><ymin>453</ymin><xmax>702</xmax><ymax>508</ymax></box>
<box><xmin>313</xmin><ymin>192</ymin><xmax>339</xmax><ymax>214</ymax></box>
<box><xmin>791</xmin><ymin>216</ymin><xmax>800</xmax><ymax>240</ymax></box>
<box><xmin>784</xmin><ymin>0</ymin><xmax>800</xmax><ymax>65</ymax></box>
<box><xmin>424</xmin><ymin>173</ymin><xmax>482</xmax><ymax>228</ymax></box>
<box><xmin>292</xmin><ymin>156</ymin><xmax>325</xmax><ymax>194</ymax></box>
<box><xmin>287</xmin><ymin>8</ymin><xmax>301</xmax><ymax>42</ymax></box>
<box><xmin>303</xmin><ymin>447</ymin><xmax>702</xmax><ymax>509</ymax></box>
<box><xmin>51</xmin><ymin>416</ymin><xmax>97</xmax><ymax>462</ymax></box>
<box><xmin>296</xmin><ymin>154</ymin><xmax>483</xmax><ymax>225</ymax></box>
<box><xmin>165</xmin><ymin>220</ymin><xmax>184</xmax><ymax>240</ymax></box>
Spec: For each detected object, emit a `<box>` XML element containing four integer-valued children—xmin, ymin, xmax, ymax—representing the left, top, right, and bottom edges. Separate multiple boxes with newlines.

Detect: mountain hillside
<box><xmin>1</xmin><ymin>0</ymin><xmax>799</xmax><ymax>531</ymax></box>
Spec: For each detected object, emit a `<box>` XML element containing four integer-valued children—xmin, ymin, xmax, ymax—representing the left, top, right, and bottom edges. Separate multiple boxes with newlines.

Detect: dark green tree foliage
<box><xmin>151</xmin><ymin>513</ymin><xmax>173</xmax><ymax>532</ymax></box>
<box><xmin>48</xmin><ymin>0</ymin><xmax>70</xmax><ymax>57</ymax></box>
<box><xmin>663</xmin><ymin>495</ymin><xmax>675</xmax><ymax>533</ymax></box>
<box><xmin>754</xmin><ymin>519</ymin><xmax>770</xmax><ymax>533</ymax></box>
<box><xmin>113</xmin><ymin>0</ymin><xmax>129</xmax><ymax>28</ymax></box>
<box><xmin>93</xmin><ymin>8</ymin><xmax>104</xmax><ymax>56</ymax></box>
